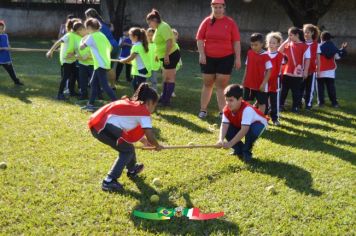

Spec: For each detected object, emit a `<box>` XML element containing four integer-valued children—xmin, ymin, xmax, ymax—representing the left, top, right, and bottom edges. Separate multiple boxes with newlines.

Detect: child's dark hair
<box><xmin>146</xmin><ymin>9</ymin><xmax>162</xmax><ymax>23</ymax></box>
<box><xmin>85</xmin><ymin>8</ymin><xmax>105</xmax><ymax>23</ymax></box>
<box><xmin>132</xmin><ymin>83</ymin><xmax>159</xmax><ymax>104</ymax></box>
<box><xmin>129</xmin><ymin>27</ymin><xmax>149</xmax><ymax>53</ymax></box>
<box><xmin>288</xmin><ymin>27</ymin><xmax>305</xmax><ymax>42</ymax></box>
<box><xmin>224</xmin><ymin>84</ymin><xmax>243</xmax><ymax>100</ymax></box>
<box><xmin>320</xmin><ymin>31</ymin><xmax>333</xmax><ymax>41</ymax></box>
<box><xmin>303</xmin><ymin>24</ymin><xmax>320</xmax><ymax>41</ymax></box>
<box><xmin>85</xmin><ymin>18</ymin><xmax>101</xmax><ymax>30</ymax></box>
<box><xmin>250</xmin><ymin>33</ymin><xmax>264</xmax><ymax>43</ymax></box>
<box><xmin>66</xmin><ymin>18</ymin><xmax>81</xmax><ymax>32</ymax></box>
<box><xmin>73</xmin><ymin>22</ymin><xmax>84</xmax><ymax>32</ymax></box>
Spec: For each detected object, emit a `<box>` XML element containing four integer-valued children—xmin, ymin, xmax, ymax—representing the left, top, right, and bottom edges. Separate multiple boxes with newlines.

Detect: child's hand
<box><xmin>259</xmin><ymin>83</ymin><xmax>266</xmax><ymax>92</ymax></box>
<box><xmin>199</xmin><ymin>53</ymin><xmax>206</xmax><ymax>65</ymax></box>
<box><xmin>235</xmin><ymin>57</ymin><xmax>241</xmax><ymax>70</ymax></box>
<box><xmin>216</xmin><ymin>140</ymin><xmax>224</xmax><ymax>148</ymax></box>
<box><xmin>155</xmin><ymin>144</ymin><xmax>164</xmax><ymax>151</ymax></box>
<box><xmin>164</xmin><ymin>55</ymin><xmax>170</xmax><ymax>65</ymax></box>
<box><xmin>46</xmin><ymin>51</ymin><xmax>53</xmax><ymax>59</ymax></box>
<box><xmin>222</xmin><ymin>141</ymin><xmax>232</xmax><ymax>149</ymax></box>
<box><xmin>341</xmin><ymin>42</ymin><xmax>348</xmax><ymax>49</ymax></box>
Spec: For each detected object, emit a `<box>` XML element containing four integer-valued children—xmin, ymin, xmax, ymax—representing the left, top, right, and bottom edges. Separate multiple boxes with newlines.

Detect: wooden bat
<box><xmin>0</xmin><ymin>47</ymin><xmax>50</xmax><ymax>52</ymax></box>
<box><xmin>138</xmin><ymin>144</ymin><xmax>220</xmax><ymax>150</ymax></box>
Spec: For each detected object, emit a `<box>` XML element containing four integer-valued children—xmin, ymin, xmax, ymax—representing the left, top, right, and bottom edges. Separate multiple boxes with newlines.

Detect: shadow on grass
<box><xmin>157</xmin><ymin>112</ymin><xmax>212</xmax><ymax>134</ymax></box>
<box><xmin>247</xmin><ymin>159</ymin><xmax>322</xmax><ymax>196</ymax></box>
<box><xmin>266</xmin><ymin>126</ymin><xmax>355</xmax><ymax>166</ymax></box>
<box><xmin>124</xmin><ymin>177</ymin><xmax>239</xmax><ymax>235</ymax></box>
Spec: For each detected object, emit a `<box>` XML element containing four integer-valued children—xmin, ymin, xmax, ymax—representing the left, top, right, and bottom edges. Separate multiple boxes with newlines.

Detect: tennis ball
<box><xmin>266</xmin><ymin>185</ymin><xmax>277</xmax><ymax>194</ymax></box>
<box><xmin>150</xmin><ymin>194</ymin><xmax>160</xmax><ymax>204</ymax></box>
<box><xmin>0</xmin><ymin>162</ymin><xmax>7</xmax><ymax>170</ymax></box>
<box><xmin>188</xmin><ymin>142</ymin><xmax>195</xmax><ymax>146</ymax></box>
<box><xmin>152</xmin><ymin>178</ymin><xmax>162</xmax><ymax>187</ymax></box>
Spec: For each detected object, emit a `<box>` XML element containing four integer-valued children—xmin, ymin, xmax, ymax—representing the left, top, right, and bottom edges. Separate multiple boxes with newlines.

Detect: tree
<box><xmin>274</xmin><ymin>0</ymin><xmax>335</xmax><ymax>27</ymax></box>
<box><xmin>101</xmin><ymin>0</ymin><xmax>126</xmax><ymax>38</ymax></box>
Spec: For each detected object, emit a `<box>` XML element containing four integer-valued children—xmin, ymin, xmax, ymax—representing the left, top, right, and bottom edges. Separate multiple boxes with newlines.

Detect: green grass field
<box><xmin>0</xmin><ymin>40</ymin><xmax>355</xmax><ymax>235</ymax></box>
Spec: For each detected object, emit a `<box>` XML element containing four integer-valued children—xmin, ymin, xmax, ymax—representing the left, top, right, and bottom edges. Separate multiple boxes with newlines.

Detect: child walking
<box><xmin>317</xmin><ymin>31</ymin><xmax>347</xmax><ymax>108</ymax></box>
<box><xmin>279</xmin><ymin>27</ymin><xmax>310</xmax><ymax>113</ymax></box>
<box><xmin>242</xmin><ymin>33</ymin><xmax>272</xmax><ymax>114</ymax></box>
<box><xmin>47</xmin><ymin>18</ymin><xmax>80</xmax><ymax>100</ymax></box>
<box><xmin>80</xmin><ymin>18</ymin><xmax>117</xmax><ymax>111</ymax></box>
<box><xmin>266</xmin><ymin>32</ymin><xmax>284</xmax><ymax>125</ymax></box>
<box><xmin>147</xmin><ymin>28</ymin><xmax>160</xmax><ymax>91</ymax></box>
<box><xmin>0</xmin><ymin>20</ymin><xmax>24</xmax><ymax>86</ymax></box>
<box><xmin>118</xmin><ymin>27</ymin><xmax>152</xmax><ymax>91</ymax></box>
<box><xmin>217</xmin><ymin>84</ymin><xmax>268</xmax><ymax>162</ymax></box>
<box><xmin>89</xmin><ymin>83</ymin><xmax>163</xmax><ymax>192</ymax></box>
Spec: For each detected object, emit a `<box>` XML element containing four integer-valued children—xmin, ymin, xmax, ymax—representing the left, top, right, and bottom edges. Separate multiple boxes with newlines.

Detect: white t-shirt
<box><xmin>222</xmin><ymin>107</ymin><xmax>268</xmax><ymax>127</ymax></box>
<box><xmin>106</xmin><ymin>115</ymin><xmax>152</xmax><ymax>131</ymax></box>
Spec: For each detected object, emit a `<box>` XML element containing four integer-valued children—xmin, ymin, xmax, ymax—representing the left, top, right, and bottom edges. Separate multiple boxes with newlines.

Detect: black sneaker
<box><xmin>102</xmin><ymin>179</ymin><xmax>123</xmax><ymax>192</ymax></box>
<box><xmin>305</xmin><ymin>105</ymin><xmax>312</xmax><ymax>110</ymax></box>
<box><xmin>15</xmin><ymin>80</ymin><xmax>24</xmax><ymax>86</ymax></box>
<box><xmin>332</xmin><ymin>103</ymin><xmax>339</xmax><ymax>108</ymax></box>
<box><xmin>230</xmin><ymin>151</ymin><xmax>243</xmax><ymax>160</ymax></box>
<box><xmin>56</xmin><ymin>94</ymin><xmax>66</xmax><ymax>100</ymax></box>
<box><xmin>243</xmin><ymin>153</ymin><xmax>253</xmax><ymax>163</ymax></box>
<box><xmin>127</xmin><ymin>163</ymin><xmax>144</xmax><ymax>178</ymax></box>
<box><xmin>292</xmin><ymin>107</ymin><xmax>299</xmax><ymax>113</ymax></box>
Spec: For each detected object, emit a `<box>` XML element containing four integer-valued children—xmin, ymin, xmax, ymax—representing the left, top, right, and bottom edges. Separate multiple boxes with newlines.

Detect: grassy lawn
<box><xmin>0</xmin><ymin>40</ymin><xmax>355</xmax><ymax>235</ymax></box>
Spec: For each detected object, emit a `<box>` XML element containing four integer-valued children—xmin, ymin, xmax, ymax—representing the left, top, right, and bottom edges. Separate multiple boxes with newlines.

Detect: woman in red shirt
<box><xmin>196</xmin><ymin>0</ymin><xmax>241</xmax><ymax>119</ymax></box>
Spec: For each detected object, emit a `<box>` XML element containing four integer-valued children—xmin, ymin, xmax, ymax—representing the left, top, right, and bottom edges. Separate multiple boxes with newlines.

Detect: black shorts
<box><xmin>243</xmin><ymin>88</ymin><xmax>268</xmax><ymax>105</ymax></box>
<box><xmin>160</xmin><ymin>49</ymin><xmax>181</xmax><ymax>69</ymax></box>
<box><xmin>200</xmin><ymin>54</ymin><xmax>234</xmax><ymax>75</ymax></box>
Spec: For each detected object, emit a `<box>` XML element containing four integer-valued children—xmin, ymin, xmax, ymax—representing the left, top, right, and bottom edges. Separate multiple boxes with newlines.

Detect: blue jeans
<box><xmin>225</xmin><ymin>123</ymin><xmax>266</xmax><ymax>157</ymax></box>
<box><xmin>89</xmin><ymin>67</ymin><xmax>117</xmax><ymax>105</ymax></box>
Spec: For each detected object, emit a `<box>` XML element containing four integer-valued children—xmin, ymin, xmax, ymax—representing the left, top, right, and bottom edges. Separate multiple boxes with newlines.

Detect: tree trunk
<box><xmin>275</xmin><ymin>0</ymin><xmax>335</xmax><ymax>27</ymax></box>
<box><xmin>101</xmin><ymin>0</ymin><xmax>126</xmax><ymax>39</ymax></box>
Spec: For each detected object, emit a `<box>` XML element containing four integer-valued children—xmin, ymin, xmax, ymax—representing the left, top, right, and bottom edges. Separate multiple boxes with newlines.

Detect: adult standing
<box><xmin>196</xmin><ymin>0</ymin><xmax>241</xmax><ymax>119</ymax></box>
<box><xmin>85</xmin><ymin>8</ymin><xmax>119</xmax><ymax>89</ymax></box>
<box><xmin>146</xmin><ymin>9</ymin><xmax>181</xmax><ymax>106</ymax></box>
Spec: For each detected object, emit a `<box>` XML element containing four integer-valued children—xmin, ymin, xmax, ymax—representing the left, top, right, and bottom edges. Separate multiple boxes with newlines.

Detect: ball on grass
<box><xmin>266</xmin><ymin>185</ymin><xmax>277</xmax><ymax>195</ymax></box>
<box><xmin>150</xmin><ymin>194</ymin><xmax>160</xmax><ymax>204</ymax></box>
<box><xmin>0</xmin><ymin>162</ymin><xmax>7</xmax><ymax>170</ymax></box>
<box><xmin>152</xmin><ymin>178</ymin><xmax>162</xmax><ymax>187</ymax></box>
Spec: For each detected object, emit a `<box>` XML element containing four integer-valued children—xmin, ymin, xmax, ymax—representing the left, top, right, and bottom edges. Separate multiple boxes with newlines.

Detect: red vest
<box><xmin>319</xmin><ymin>54</ymin><xmax>336</xmax><ymax>72</ymax></box>
<box><xmin>88</xmin><ymin>99</ymin><xmax>151</xmax><ymax>143</ymax></box>
<box><xmin>283</xmin><ymin>42</ymin><xmax>309</xmax><ymax>75</ymax></box>
<box><xmin>307</xmin><ymin>41</ymin><xmax>318</xmax><ymax>74</ymax></box>
<box><xmin>223</xmin><ymin>100</ymin><xmax>268</xmax><ymax>128</ymax></box>
<box><xmin>268</xmin><ymin>52</ymin><xmax>284</xmax><ymax>92</ymax></box>
<box><xmin>243</xmin><ymin>50</ymin><xmax>271</xmax><ymax>91</ymax></box>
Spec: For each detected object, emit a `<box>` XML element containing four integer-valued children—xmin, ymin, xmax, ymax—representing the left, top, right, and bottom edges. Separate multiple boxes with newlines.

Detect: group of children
<box><xmin>241</xmin><ymin>24</ymin><xmax>347</xmax><ymax>126</ymax></box>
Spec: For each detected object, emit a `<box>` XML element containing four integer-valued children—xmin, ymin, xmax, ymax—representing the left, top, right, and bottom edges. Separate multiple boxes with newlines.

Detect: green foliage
<box><xmin>0</xmin><ymin>40</ymin><xmax>355</xmax><ymax>235</ymax></box>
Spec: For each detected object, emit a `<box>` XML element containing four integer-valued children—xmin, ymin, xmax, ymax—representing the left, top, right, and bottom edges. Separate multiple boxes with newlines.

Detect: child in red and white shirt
<box><xmin>279</xmin><ymin>27</ymin><xmax>310</xmax><ymax>113</ymax></box>
<box><xmin>266</xmin><ymin>32</ymin><xmax>284</xmax><ymax>125</ymax></box>
<box><xmin>242</xmin><ymin>33</ymin><xmax>272</xmax><ymax>114</ymax></box>
<box><xmin>89</xmin><ymin>83</ymin><xmax>163</xmax><ymax>192</ymax></box>
<box><xmin>217</xmin><ymin>84</ymin><xmax>268</xmax><ymax>162</ymax></box>
<box><xmin>302</xmin><ymin>24</ymin><xmax>320</xmax><ymax>109</ymax></box>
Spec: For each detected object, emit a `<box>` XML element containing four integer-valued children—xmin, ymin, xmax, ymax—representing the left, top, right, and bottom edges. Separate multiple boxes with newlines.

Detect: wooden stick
<box><xmin>0</xmin><ymin>47</ymin><xmax>50</xmax><ymax>52</ymax></box>
<box><xmin>138</xmin><ymin>144</ymin><xmax>220</xmax><ymax>150</ymax></box>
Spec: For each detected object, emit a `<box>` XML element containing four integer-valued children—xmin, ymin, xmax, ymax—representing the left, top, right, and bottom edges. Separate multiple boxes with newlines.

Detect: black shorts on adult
<box><xmin>200</xmin><ymin>54</ymin><xmax>235</xmax><ymax>75</ymax></box>
<box><xmin>160</xmin><ymin>50</ymin><xmax>181</xmax><ymax>69</ymax></box>
<box><xmin>243</xmin><ymin>88</ymin><xmax>268</xmax><ymax>105</ymax></box>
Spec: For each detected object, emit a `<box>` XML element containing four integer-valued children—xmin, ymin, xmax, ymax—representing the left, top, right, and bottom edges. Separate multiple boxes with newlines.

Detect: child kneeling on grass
<box><xmin>88</xmin><ymin>83</ymin><xmax>163</xmax><ymax>192</ymax></box>
<box><xmin>217</xmin><ymin>84</ymin><xmax>268</xmax><ymax>162</ymax></box>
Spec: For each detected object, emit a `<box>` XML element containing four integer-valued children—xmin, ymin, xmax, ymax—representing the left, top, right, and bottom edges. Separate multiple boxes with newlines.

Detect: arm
<box><xmin>197</xmin><ymin>40</ymin><xmax>206</xmax><ymax>64</ymax></box>
<box><xmin>303</xmin><ymin>59</ymin><xmax>310</xmax><ymax>79</ymax></box>
<box><xmin>144</xmin><ymin>129</ymin><xmax>163</xmax><ymax>151</ymax></box>
<box><xmin>260</xmin><ymin>69</ymin><xmax>271</xmax><ymax>92</ymax></box>
<box><xmin>233</xmin><ymin>41</ymin><xmax>241</xmax><ymax>69</ymax></box>
<box><xmin>164</xmin><ymin>39</ymin><xmax>173</xmax><ymax>65</ymax></box>
<box><xmin>278</xmin><ymin>39</ymin><xmax>289</xmax><ymax>53</ymax></box>
<box><xmin>119</xmin><ymin>53</ymin><xmax>136</xmax><ymax>64</ymax></box>
<box><xmin>80</xmin><ymin>35</ymin><xmax>90</xmax><ymax>50</ymax></box>
<box><xmin>241</xmin><ymin>67</ymin><xmax>247</xmax><ymax>85</ymax></box>
<box><xmin>316</xmin><ymin>54</ymin><xmax>320</xmax><ymax>77</ymax></box>
<box><xmin>217</xmin><ymin>123</ymin><xmax>229</xmax><ymax>146</ymax></box>
<box><xmin>46</xmin><ymin>39</ymin><xmax>62</xmax><ymax>58</ymax></box>
<box><xmin>224</xmin><ymin>125</ymin><xmax>250</xmax><ymax>148</ymax></box>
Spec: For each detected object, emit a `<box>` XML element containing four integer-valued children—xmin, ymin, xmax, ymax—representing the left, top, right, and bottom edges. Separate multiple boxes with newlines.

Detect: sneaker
<box><xmin>198</xmin><ymin>111</ymin><xmax>207</xmax><ymax>119</ymax></box>
<box><xmin>305</xmin><ymin>105</ymin><xmax>312</xmax><ymax>110</ymax></box>
<box><xmin>172</xmin><ymin>92</ymin><xmax>176</xmax><ymax>98</ymax></box>
<box><xmin>102</xmin><ymin>179</ymin><xmax>123</xmax><ymax>192</ymax></box>
<box><xmin>292</xmin><ymin>107</ymin><xmax>299</xmax><ymax>113</ymax></box>
<box><xmin>332</xmin><ymin>103</ymin><xmax>339</xmax><ymax>108</ymax></box>
<box><xmin>230</xmin><ymin>151</ymin><xmax>243</xmax><ymax>160</ymax></box>
<box><xmin>15</xmin><ymin>80</ymin><xmax>24</xmax><ymax>86</ymax></box>
<box><xmin>127</xmin><ymin>163</ymin><xmax>144</xmax><ymax>178</ymax></box>
<box><xmin>70</xmin><ymin>92</ymin><xmax>80</xmax><ymax>97</ymax></box>
<box><xmin>318</xmin><ymin>103</ymin><xmax>325</xmax><ymax>107</ymax></box>
<box><xmin>243</xmin><ymin>153</ymin><xmax>253</xmax><ymax>163</ymax></box>
<box><xmin>81</xmin><ymin>104</ymin><xmax>96</xmax><ymax>112</ymax></box>
<box><xmin>273</xmin><ymin>120</ymin><xmax>280</xmax><ymax>126</ymax></box>
<box><xmin>63</xmin><ymin>89</ymin><xmax>70</xmax><ymax>95</ymax></box>
<box><xmin>56</xmin><ymin>94</ymin><xmax>66</xmax><ymax>100</ymax></box>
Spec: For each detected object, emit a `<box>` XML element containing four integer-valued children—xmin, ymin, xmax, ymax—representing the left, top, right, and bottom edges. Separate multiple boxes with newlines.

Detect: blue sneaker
<box><xmin>127</xmin><ymin>163</ymin><xmax>144</xmax><ymax>178</ymax></box>
<box><xmin>56</xmin><ymin>94</ymin><xmax>66</xmax><ymax>100</ymax></box>
<box><xmin>81</xmin><ymin>104</ymin><xmax>96</xmax><ymax>112</ymax></box>
<box><xmin>102</xmin><ymin>179</ymin><xmax>123</xmax><ymax>192</ymax></box>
